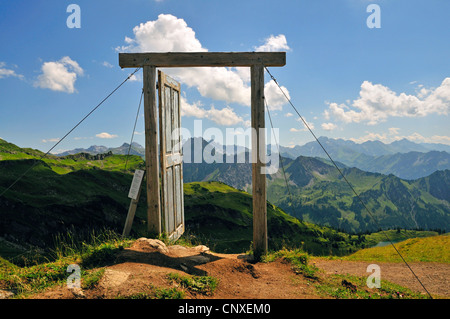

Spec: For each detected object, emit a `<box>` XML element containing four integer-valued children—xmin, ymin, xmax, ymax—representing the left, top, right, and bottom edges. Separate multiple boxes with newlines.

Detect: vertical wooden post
<box><xmin>251</xmin><ymin>64</ymin><xmax>267</xmax><ymax>260</ymax></box>
<box><xmin>143</xmin><ymin>65</ymin><xmax>162</xmax><ymax>235</ymax></box>
<box><xmin>122</xmin><ymin>187</ymin><xmax>142</xmax><ymax>238</ymax></box>
<box><xmin>122</xmin><ymin>169</ymin><xmax>145</xmax><ymax>237</ymax></box>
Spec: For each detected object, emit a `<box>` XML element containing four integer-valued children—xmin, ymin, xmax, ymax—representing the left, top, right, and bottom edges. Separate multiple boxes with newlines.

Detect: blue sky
<box><xmin>0</xmin><ymin>0</ymin><xmax>449</xmax><ymax>153</ymax></box>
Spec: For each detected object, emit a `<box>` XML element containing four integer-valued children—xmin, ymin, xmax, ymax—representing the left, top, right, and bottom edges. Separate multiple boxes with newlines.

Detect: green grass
<box><xmin>263</xmin><ymin>248</ymin><xmax>319</xmax><ymax>279</ymax></box>
<box><xmin>167</xmin><ymin>273</ymin><xmax>219</xmax><ymax>296</ymax></box>
<box><xmin>314</xmin><ymin>274</ymin><xmax>429</xmax><ymax>299</ymax></box>
<box><xmin>262</xmin><ymin>248</ymin><xmax>431</xmax><ymax>299</ymax></box>
<box><xmin>0</xmin><ymin>230</ymin><xmax>133</xmax><ymax>298</ymax></box>
<box><xmin>0</xmin><ymin>257</ymin><xmax>76</xmax><ymax>297</ymax></box>
<box><xmin>117</xmin><ymin>286</ymin><xmax>185</xmax><ymax>299</ymax></box>
<box><xmin>363</xmin><ymin>229</ymin><xmax>439</xmax><ymax>247</ymax></box>
<box><xmin>344</xmin><ymin>233</ymin><xmax>449</xmax><ymax>263</ymax></box>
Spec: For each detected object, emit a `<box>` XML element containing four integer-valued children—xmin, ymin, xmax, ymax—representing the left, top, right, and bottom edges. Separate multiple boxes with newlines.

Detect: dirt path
<box><xmin>31</xmin><ymin>238</ymin><xmax>323</xmax><ymax>299</ymax></box>
<box><xmin>28</xmin><ymin>239</ymin><xmax>449</xmax><ymax>299</ymax></box>
<box><xmin>312</xmin><ymin>258</ymin><xmax>450</xmax><ymax>297</ymax></box>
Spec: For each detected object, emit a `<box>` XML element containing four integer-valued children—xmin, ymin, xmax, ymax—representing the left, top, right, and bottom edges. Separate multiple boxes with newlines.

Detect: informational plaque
<box><xmin>128</xmin><ymin>169</ymin><xmax>145</xmax><ymax>200</ymax></box>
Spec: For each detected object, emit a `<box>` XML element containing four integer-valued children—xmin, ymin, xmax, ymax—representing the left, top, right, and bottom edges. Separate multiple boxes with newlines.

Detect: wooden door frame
<box><xmin>119</xmin><ymin>52</ymin><xmax>286</xmax><ymax>259</ymax></box>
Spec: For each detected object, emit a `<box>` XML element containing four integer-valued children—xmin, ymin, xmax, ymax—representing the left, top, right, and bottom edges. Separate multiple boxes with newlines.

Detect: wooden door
<box><xmin>158</xmin><ymin>70</ymin><xmax>184</xmax><ymax>241</ymax></box>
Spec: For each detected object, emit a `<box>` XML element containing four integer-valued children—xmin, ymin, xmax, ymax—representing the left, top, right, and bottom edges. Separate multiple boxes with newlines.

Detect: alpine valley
<box><xmin>0</xmin><ymin>136</ymin><xmax>448</xmax><ymax>257</ymax></box>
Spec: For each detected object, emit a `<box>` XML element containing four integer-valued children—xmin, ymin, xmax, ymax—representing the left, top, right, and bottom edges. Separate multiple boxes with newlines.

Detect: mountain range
<box><xmin>3</xmin><ymin>137</ymin><xmax>448</xmax><ymax>235</ymax></box>
<box><xmin>181</xmin><ymin>140</ymin><xmax>450</xmax><ymax>233</ymax></box>
<box><xmin>57</xmin><ymin>136</ymin><xmax>450</xmax><ymax>180</ymax></box>
<box><xmin>272</xmin><ymin>137</ymin><xmax>450</xmax><ymax>180</ymax></box>
<box><xmin>275</xmin><ymin>136</ymin><xmax>450</xmax><ymax>158</ymax></box>
<box><xmin>0</xmin><ymin>138</ymin><xmax>381</xmax><ymax>256</ymax></box>
<box><xmin>56</xmin><ymin>142</ymin><xmax>145</xmax><ymax>157</ymax></box>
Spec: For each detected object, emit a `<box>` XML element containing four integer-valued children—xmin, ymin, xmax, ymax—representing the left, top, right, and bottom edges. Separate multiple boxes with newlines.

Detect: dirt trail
<box><xmin>312</xmin><ymin>259</ymin><xmax>450</xmax><ymax>297</ymax></box>
<box><xmin>29</xmin><ymin>238</ymin><xmax>449</xmax><ymax>299</ymax></box>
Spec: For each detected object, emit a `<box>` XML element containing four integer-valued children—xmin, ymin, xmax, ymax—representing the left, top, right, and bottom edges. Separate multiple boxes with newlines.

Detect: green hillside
<box><xmin>184</xmin><ymin>149</ymin><xmax>450</xmax><ymax>233</ymax></box>
<box><xmin>0</xmin><ymin>138</ymin><xmax>144</xmax><ymax>174</ymax></box>
<box><xmin>0</xmin><ymin>157</ymin><xmax>368</xmax><ymax>259</ymax></box>
<box><xmin>268</xmin><ymin>156</ymin><xmax>450</xmax><ymax>233</ymax></box>
<box><xmin>0</xmin><ymin>159</ymin><xmax>143</xmax><ymax>251</ymax></box>
<box><xmin>184</xmin><ymin>181</ymin><xmax>367</xmax><ymax>255</ymax></box>
<box><xmin>0</xmin><ymin>138</ymin><xmax>445</xmax><ymax>262</ymax></box>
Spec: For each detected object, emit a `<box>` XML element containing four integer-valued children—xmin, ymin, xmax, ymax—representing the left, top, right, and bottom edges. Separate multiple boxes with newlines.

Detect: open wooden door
<box><xmin>158</xmin><ymin>70</ymin><xmax>184</xmax><ymax>241</ymax></box>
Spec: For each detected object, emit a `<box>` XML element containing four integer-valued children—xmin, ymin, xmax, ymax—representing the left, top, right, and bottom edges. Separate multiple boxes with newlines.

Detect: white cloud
<box><xmin>397</xmin><ymin>132</ymin><xmax>450</xmax><ymax>145</ymax></box>
<box><xmin>325</xmin><ymin>78</ymin><xmax>450</xmax><ymax>125</ymax></box>
<box><xmin>388</xmin><ymin>127</ymin><xmax>400</xmax><ymax>135</ymax></box>
<box><xmin>206</xmin><ymin>106</ymin><xmax>244</xmax><ymax>126</ymax></box>
<box><xmin>348</xmin><ymin>131</ymin><xmax>450</xmax><ymax>146</ymax></box>
<box><xmin>264</xmin><ymin>80</ymin><xmax>290</xmax><ymax>111</ymax></box>
<box><xmin>255</xmin><ymin>34</ymin><xmax>291</xmax><ymax>52</ymax></box>
<box><xmin>35</xmin><ymin>56</ymin><xmax>83</xmax><ymax>93</ymax></box>
<box><xmin>96</xmin><ymin>132</ymin><xmax>118</xmax><ymax>139</ymax></box>
<box><xmin>296</xmin><ymin>118</ymin><xmax>315</xmax><ymax>131</ymax></box>
<box><xmin>321</xmin><ymin>122</ymin><xmax>337</xmax><ymax>131</ymax></box>
<box><xmin>117</xmin><ymin>14</ymin><xmax>206</xmax><ymax>53</ymax></box>
<box><xmin>285</xmin><ymin>112</ymin><xmax>293</xmax><ymax>117</ymax></box>
<box><xmin>181</xmin><ymin>96</ymin><xmax>243</xmax><ymax>126</ymax></box>
<box><xmin>102</xmin><ymin>61</ymin><xmax>113</xmax><ymax>68</ymax></box>
<box><xmin>74</xmin><ymin>136</ymin><xmax>93</xmax><ymax>140</ymax></box>
<box><xmin>0</xmin><ymin>62</ymin><xmax>23</xmax><ymax>80</ymax></box>
<box><xmin>348</xmin><ymin>132</ymin><xmax>389</xmax><ymax>144</ymax></box>
<box><xmin>289</xmin><ymin>127</ymin><xmax>302</xmax><ymax>132</ymax></box>
<box><xmin>117</xmin><ymin>14</ymin><xmax>290</xmax><ymax>111</ymax></box>
<box><xmin>180</xmin><ymin>96</ymin><xmax>207</xmax><ymax>118</ymax></box>
<box><xmin>41</xmin><ymin>138</ymin><xmax>60</xmax><ymax>143</ymax></box>
<box><xmin>128</xmin><ymin>73</ymin><xmax>140</xmax><ymax>82</ymax></box>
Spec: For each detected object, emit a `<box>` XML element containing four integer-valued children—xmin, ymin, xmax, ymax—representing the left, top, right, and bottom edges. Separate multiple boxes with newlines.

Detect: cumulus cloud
<box><xmin>264</xmin><ymin>80</ymin><xmax>290</xmax><ymax>111</ymax></box>
<box><xmin>180</xmin><ymin>96</ymin><xmax>244</xmax><ymax>126</ymax></box>
<box><xmin>321</xmin><ymin>122</ymin><xmax>337</xmax><ymax>131</ymax></box>
<box><xmin>325</xmin><ymin>78</ymin><xmax>450</xmax><ymax>125</ymax></box>
<box><xmin>35</xmin><ymin>56</ymin><xmax>83</xmax><ymax>93</ymax></box>
<box><xmin>255</xmin><ymin>34</ymin><xmax>291</xmax><ymax>52</ymax></box>
<box><xmin>117</xmin><ymin>14</ymin><xmax>290</xmax><ymax>111</ymax></box>
<box><xmin>96</xmin><ymin>132</ymin><xmax>118</xmax><ymax>139</ymax></box>
<box><xmin>0</xmin><ymin>62</ymin><xmax>23</xmax><ymax>80</ymax></box>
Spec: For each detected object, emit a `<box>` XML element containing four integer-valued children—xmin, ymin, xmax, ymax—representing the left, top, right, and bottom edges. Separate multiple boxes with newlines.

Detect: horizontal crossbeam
<box><xmin>119</xmin><ymin>52</ymin><xmax>286</xmax><ymax>68</ymax></box>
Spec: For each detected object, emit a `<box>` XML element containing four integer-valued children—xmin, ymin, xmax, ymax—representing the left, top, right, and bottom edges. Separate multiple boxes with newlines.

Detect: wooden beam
<box><xmin>119</xmin><ymin>52</ymin><xmax>286</xmax><ymax>68</ymax></box>
<box><xmin>143</xmin><ymin>65</ymin><xmax>162</xmax><ymax>235</ymax></box>
<box><xmin>251</xmin><ymin>64</ymin><xmax>268</xmax><ymax>260</ymax></box>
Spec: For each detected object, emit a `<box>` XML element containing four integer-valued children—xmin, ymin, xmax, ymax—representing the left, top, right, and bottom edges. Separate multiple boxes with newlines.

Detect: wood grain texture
<box><xmin>251</xmin><ymin>64</ymin><xmax>268</xmax><ymax>259</ymax></box>
<box><xmin>143</xmin><ymin>65</ymin><xmax>161</xmax><ymax>235</ymax></box>
<box><xmin>119</xmin><ymin>52</ymin><xmax>286</xmax><ymax>68</ymax></box>
<box><xmin>158</xmin><ymin>70</ymin><xmax>185</xmax><ymax>241</ymax></box>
